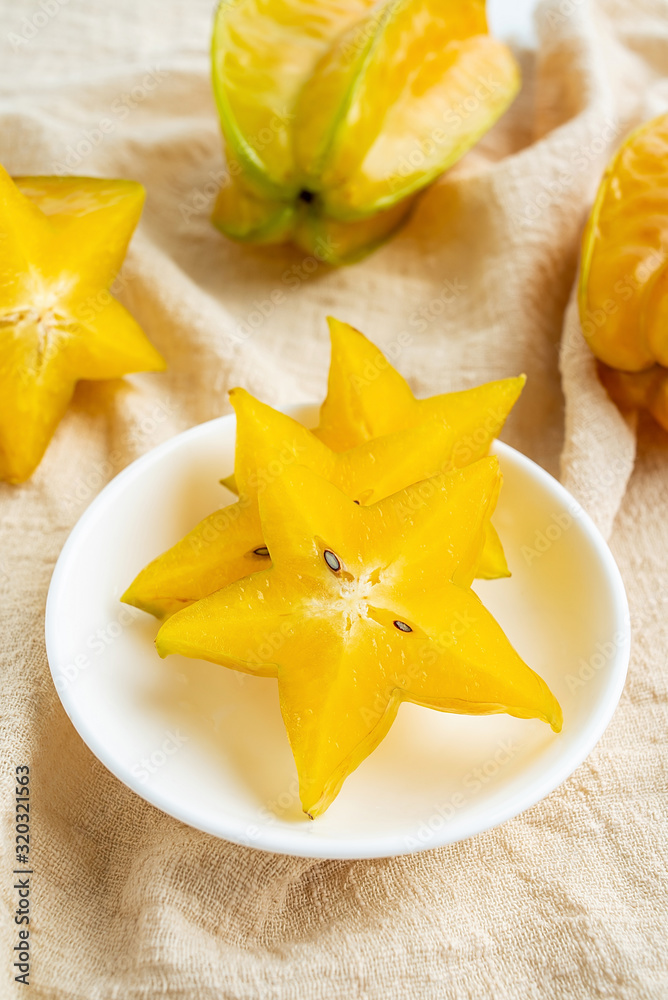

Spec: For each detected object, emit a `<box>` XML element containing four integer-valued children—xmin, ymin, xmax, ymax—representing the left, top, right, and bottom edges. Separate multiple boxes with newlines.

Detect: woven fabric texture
<box><xmin>1</xmin><ymin>0</ymin><xmax>667</xmax><ymax>996</ymax></box>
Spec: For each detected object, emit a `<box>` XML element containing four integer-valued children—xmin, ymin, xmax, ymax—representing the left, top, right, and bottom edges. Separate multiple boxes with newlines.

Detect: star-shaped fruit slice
<box><xmin>156</xmin><ymin>459</ymin><xmax>562</xmax><ymax>818</ymax></box>
<box><xmin>122</xmin><ymin>387</ymin><xmax>486</xmax><ymax>618</ymax></box>
<box><xmin>220</xmin><ymin>317</ymin><xmax>522</xmax><ymax>578</ymax></box>
<box><xmin>316</xmin><ymin>316</ymin><xmax>526</xmax><ymax>451</ymax></box>
<box><xmin>316</xmin><ymin>316</ymin><xmax>525</xmax><ymax>578</ymax></box>
<box><xmin>0</xmin><ymin>168</ymin><xmax>165</xmax><ymax>482</ymax></box>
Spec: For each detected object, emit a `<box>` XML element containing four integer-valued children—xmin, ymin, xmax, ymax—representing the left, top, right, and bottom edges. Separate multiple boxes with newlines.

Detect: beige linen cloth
<box><xmin>1</xmin><ymin>0</ymin><xmax>667</xmax><ymax>996</ymax></box>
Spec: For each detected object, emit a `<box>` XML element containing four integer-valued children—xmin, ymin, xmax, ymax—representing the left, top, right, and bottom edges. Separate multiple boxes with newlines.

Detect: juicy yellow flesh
<box><xmin>0</xmin><ymin>169</ymin><xmax>165</xmax><ymax>482</ymax></box>
<box><xmin>156</xmin><ymin>461</ymin><xmax>562</xmax><ymax>818</ymax></box>
<box><xmin>316</xmin><ymin>317</ymin><xmax>526</xmax><ymax>450</ymax></box>
<box><xmin>123</xmin><ymin>320</ymin><xmax>524</xmax><ymax>618</ymax></box>
<box><xmin>316</xmin><ymin>317</ymin><xmax>524</xmax><ymax>574</ymax></box>
<box><xmin>122</xmin><ymin>386</ymin><xmax>502</xmax><ymax>617</ymax></box>
<box><xmin>125</xmin><ymin>319</ymin><xmax>551</xmax><ymax>818</ymax></box>
<box><xmin>579</xmin><ymin>113</ymin><xmax>668</xmax><ymax>372</ymax></box>
<box><xmin>478</xmin><ymin>521</ymin><xmax>510</xmax><ymax>579</ymax></box>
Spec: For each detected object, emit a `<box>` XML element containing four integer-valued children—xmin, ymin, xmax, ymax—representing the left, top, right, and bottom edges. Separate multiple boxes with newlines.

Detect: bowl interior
<box><xmin>46</xmin><ymin>405</ymin><xmax>630</xmax><ymax>858</ymax></box>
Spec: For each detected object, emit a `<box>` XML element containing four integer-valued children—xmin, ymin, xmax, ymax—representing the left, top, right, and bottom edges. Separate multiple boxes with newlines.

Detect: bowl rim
<box><xmin>45</xmin><ymin>407</ymin><xmax>631</xmax><ymax>859</ymax></box>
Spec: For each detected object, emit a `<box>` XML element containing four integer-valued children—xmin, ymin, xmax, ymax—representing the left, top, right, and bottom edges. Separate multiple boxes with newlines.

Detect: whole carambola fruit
<box><xmin>210</xmin><ymin>0</ymin><xmax>520</xmax><ymax>264</ymax></box>
<box><xmin>579</xmin><ymin>112</ymin><xmax>668</xmax><ymax>372</ymax></box>
<box><xmin>578</xmin><ymin>113</ymin><xmax>668</xmax><ymax>430</ymax></box>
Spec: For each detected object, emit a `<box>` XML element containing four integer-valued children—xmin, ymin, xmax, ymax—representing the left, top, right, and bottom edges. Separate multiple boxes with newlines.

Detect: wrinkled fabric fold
<box><xmin>1</xmin><ymin>0</ymin><xmax>667</xmax><ymax>997</ymax></box>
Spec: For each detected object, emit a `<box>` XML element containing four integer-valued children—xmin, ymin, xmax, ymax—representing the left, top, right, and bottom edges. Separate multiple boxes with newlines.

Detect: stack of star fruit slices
<box><xmin>122</xmin><ymin>318</ymin><xmax>562</xmax><ymax>818</ymax></box>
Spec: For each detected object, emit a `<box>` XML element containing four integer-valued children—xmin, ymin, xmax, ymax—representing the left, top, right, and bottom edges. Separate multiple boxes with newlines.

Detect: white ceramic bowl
<box><xmin>45</xmin><ymin>405</ymin><xmax>630</xmax><ymax>859</ymax></box>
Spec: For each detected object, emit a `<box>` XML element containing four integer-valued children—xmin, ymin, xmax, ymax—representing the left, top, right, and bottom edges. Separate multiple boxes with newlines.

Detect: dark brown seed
<box><xmin>253</xmin><ymin>546</ymin><xmax>270</xmax><ymax>557</ymax></box>
<box><xmin>393</xmin><ymin>620</ymin><xmax>412</xmax><ymax>633</ymax></box>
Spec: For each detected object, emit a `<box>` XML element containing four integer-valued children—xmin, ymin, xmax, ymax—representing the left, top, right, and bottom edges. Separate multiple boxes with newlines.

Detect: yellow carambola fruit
<box><xmin>221</xmin><ymin>317</ymin><xmax>524</xmax><ymax>577</ymax></box>
<box><xmin>317</xmin><ymin>317</ymin><xmax>524</xmax><ymax>576</ymax></box>
<box><xmin>122</xmin><ymin>387</ymin><xmax>501</xmax><ymax>618</ymax></box>
<box><xmin>578</xmin><ymin>113</ymin><xmax>668</xmax><ymax>372</ymax></box>
<box><xmin>317</xmin><ymin>317</ymin><xmax>525</xmax><ymax>450</ymax></box>
<box><xmin>598</xmin><ymin>361</ymin><xmax>668</xmax><ymax>432</ymax></box>
<box><xmin>0</xmin><ymin>168</ymin><xmax>165</xmax><ymax>483</ymax></box>
<box><xmin>211</xmin><ymin>0</ymin><xmax>520</xmax><ymax>263</ymax></box>
<box><xmin>156</xmin><ymin>460</ymin><xmax>562</xmax><ymax>818</ymax></box>
<box><xmin>123</xmin><ymin>319</ymin><xmax>524</xmax><ymax>618</ymax></box>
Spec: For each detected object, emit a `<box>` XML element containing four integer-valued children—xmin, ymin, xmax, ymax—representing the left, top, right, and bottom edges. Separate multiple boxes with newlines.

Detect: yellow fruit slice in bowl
<box><xmin>317</xmin><ymin>317</ymin><xmax>526</xmax><ymax>451</ymax></box>
<box><xmin>121</xmin><ymin>387</ymin><xmax>498</xmax><ymax>619</ymax></box>
<box><xmin>156</xmin><ymin>460</ymin><xmax>562</xmax><ymax>817</ymax></box>
<box><xmin>45</xmin><ymin>400</ymin><xmax>628</xmax><ymax>854</ymax></box>
<box><xmin>578</xmin><ymin>112</ymin><xmax>668</xmax><ymax>372</ymax></box>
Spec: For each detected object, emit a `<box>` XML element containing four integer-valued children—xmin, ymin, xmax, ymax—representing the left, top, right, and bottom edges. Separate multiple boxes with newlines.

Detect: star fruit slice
<box><xmin>317</xmin><ymin>316</ymin><xmax>525</xmax><ymax>576</ymax></box>
<box><xmin>221</xmin><ymin>317</ymin><xmax>524</xmax><ymax>577</ymax></box>
<box><xmin>122</xmin><ymin>387</ymin><xmax>489</xmax><ymax>619</ymax></box>
<box><xmin>578</xmin><ymin>112</ymin><xmax>668</xmax><ymax>372</ymax></box>
<box><xmin>156</xmin><ymin>459</ymin><xmax>562</xmax><ymax>818</ymax></box>
<box><xmin>0</xmin><ymin>168</ymin><xmax>165</xmax><ymax>483</ymax></box>
<box><xmin>211</xmin><ymin>0</ymin><xmax>520</xmax><ymax>262</ymax></box>
<box><xmin>316</xmin><ymin>317</ymin><xmax>526</xmax><ymax>449</ymax></box>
